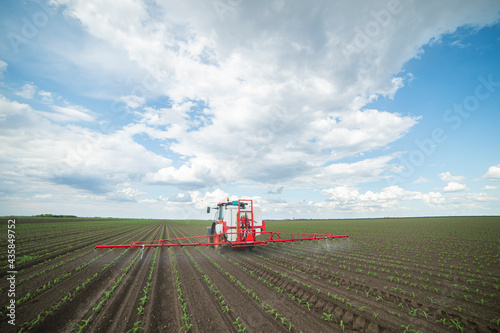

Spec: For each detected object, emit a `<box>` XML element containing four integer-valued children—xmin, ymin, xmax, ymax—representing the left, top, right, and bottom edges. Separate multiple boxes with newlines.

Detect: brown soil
<box><xmin>2</xmin><ymin>219</ymin><xmax>499</xmax><ymax>333</ymax></box>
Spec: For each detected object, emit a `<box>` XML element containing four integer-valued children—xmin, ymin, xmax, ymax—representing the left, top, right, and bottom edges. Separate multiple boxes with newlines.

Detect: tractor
<box><xmin>206</xmin><ymin>198</ymin><xmax>265</xmax><ymax>249</ymax></box>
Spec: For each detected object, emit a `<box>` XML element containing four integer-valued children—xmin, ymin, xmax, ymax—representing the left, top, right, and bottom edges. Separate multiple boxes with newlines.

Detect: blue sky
<box><xmin>0</xmin><ymin>0</ymin><xmax>499</xmax><ymax>219</ymax></box>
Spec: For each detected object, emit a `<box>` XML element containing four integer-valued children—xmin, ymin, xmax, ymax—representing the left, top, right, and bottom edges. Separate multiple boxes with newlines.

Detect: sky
<box><xmin>0</xmin><ymin>0</ymin><xmax>499</xmax><ymax>219</ymax></box>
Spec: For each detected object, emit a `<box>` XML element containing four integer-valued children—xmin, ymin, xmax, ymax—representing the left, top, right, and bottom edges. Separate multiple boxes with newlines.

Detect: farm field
<box><xmin>1</xmin><ymin>216</ymin><xmax>499</xmax><ymax>332</ymax></box>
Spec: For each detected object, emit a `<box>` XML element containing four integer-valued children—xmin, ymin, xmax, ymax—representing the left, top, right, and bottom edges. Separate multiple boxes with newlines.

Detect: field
<box><xmin>1</xmin><ymin>216</ymin><xmax>499</xmax><ymax>332</ymax></box>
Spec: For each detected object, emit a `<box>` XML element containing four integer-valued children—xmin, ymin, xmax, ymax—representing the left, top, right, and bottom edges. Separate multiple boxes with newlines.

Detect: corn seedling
<box><xmin>127</xmin><ymin>321</ymin><xmax>145</xmax><ymax>333</ymax></box>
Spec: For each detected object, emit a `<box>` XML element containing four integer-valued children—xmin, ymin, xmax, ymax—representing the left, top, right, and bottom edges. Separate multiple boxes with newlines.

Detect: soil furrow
<box><xmin>190</xmin><ymin>247</ymin><xmax>289</xmax><ymax>332</ymax></box>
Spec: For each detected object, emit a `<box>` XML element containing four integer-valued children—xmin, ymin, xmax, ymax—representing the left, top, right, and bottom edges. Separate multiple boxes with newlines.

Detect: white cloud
<box><xmin>443</xmin><ymin>182</ymin><xmax>468</xmax><ymax>192</ymax></box>
<box><xmin>144</xmin><ymin>163</ymin><xmax>218</xmax><ymax>190</ymax></box>
<box><xmin>120</xmin><ymin>95</ymin><xmax>146</xmax><ymax>110</ymax></box>
<box><xmin>40</xmin><ymin>0</ymin><xmax>500</xmax><ymax>193</ymax></box>
<box><xmin>413</xmin><ymin>176</ymin><xmax>431</xmax><ymax>184</ymax></box>
<box><xmin>483</xmin><ymin>164</ymin><xmax>500</xmax><ymax>180</ymax></box>
<box><xmin>189</xmin><ymin>188</ymin><xmax>230</xmax><ymax>210</ymax></box>
<box><xmin>0</xmin><ymin>95</ymin><xmax>170</xmax><ymax>195</ymax></box>
<box><xmin>322</xmin><ymin>186</ymin><xmax>361</xmax><ymax>203</ymax></box>
<box><xmin>320</xmin><ymin>185</ymin><xmax>440</xmax><ymax>212</ymax></box>
<box><xmin>299</xmin><ymin>155</ymin><xmax>399</xmax><ymax>186</ymax></box>
<box><xmin>109</xmin><ymin>186</ymin><xmax>147</xmax><ymax>202</ymax></box>
<box><xmin>0</xmin><ymin>59</ymin><xmax>7</xmax><ymax>77</ymax></box>
<box><xmin>38</xmin><ymin>90</ymin><xmax>54</xmax><ymax>104</ymax></box>
<box><xmin>167</xmin><ymin>192</ymin><xmax>192</xmax><ymax>202</ymax></box>
<box><xmin>33</xmin><ymin>194</ymin><xmax>53</xmax><ymax>199</ymax></box>
<box><xmin>420</xmin><ymin>191</ymin><xmax>445</xmax><ymax>205</ymax></box>
<box><xmin>2</xmin><ymin>1</ymin><xmax>500</xmax><ymax>218</ymax></box>
<box><xmin>439</xmin><ymin>172</ymin><xmax>466</xmax><ymax>182</ymax></box>
<box><xmin>15</xmin><ymin>83</ymin><xmax>37</xmax><ymax>99</ymax></box>
<box><xmin>45</xmin><ymin>104</ymin><xmax>95</xmax><ymax>122</ymax></box>
<box><xmin>483</xmin><ymin>185</ymin><xmax>500</xmax><ymax>190</ymax></box>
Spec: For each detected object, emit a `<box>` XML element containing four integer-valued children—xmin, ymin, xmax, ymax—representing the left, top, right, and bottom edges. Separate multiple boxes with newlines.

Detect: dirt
<box><xmin>2</xmin><ymin>218</ymin><xmax>499</xmax><ymax>333</ymax></box>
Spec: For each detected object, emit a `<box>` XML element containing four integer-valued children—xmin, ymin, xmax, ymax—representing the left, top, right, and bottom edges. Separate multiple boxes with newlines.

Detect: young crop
<box><xmin>233</xmin><ymin>317</ymin><xmax>246</xmax><ymax>332</ymax></box>
<box><xmin>435</xmin><ymin>318</ymin><xmax>447</xmax><ymax>326</ymax></box>
<box><xmin>449</xmin><ymin>319</ymin><xmax>465</xmax><ymax>332</ymax></box>
<box><xmin>75</xmin><ymin>316</ymin><xmax>92</xmax><ymax>333</ymax></box>
<box><xmin>401</xmin><ymin>324</ymin><xmax>411</xmax><ymax>333</ymax></box>
<box><xmin>408</xmin><ymin>308</ymin><xmax>418</xmax><ymax>317</ymax></box>
<box><xmin>136</xmin><ymin>306</ymin><xmax>144</xmax><ymax>316</ymax></box>
<box><xmin>322</xmin><ymin>312</ymin><xmax>336</xmax><ymax>322</ymax></box>
<box><xmin>171</xmin><ymin>248</ymin><xmax>192</xmax><ymax>331</ymax></box>
<box><xmin>18</xmin><ymin>248</ymin><xmax>131</xmax><ymax>331</ymax></box>
<box><xmin>127</xmin><ymin>321</ymin><xmax>145</xmax><ymax>333</ymax></box>
<box><xmin>339</xmin><ymin>320</ymin><xmax>345</xmax><ymax>332</ymax></box>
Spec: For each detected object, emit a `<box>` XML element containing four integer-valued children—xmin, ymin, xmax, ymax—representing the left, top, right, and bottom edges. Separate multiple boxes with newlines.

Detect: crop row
<box><xmin>12</xmin><ymin>223</ymin><xmax>153</xmax><ymax>289</ymax></box>
<box><xmin>198</xmin><ymin>248</ymin><xmax>295</xmax><ymax>331</ymax></box>
<box><xmin>255</xmin><ymin>244</ymin><xmax>494</xmax><ymax>330</ymax></box>
<box><xmin>17</xmin><ymin>248</ymin><xmax>130</xmax><ymax>332</ymax></box>
<box><xmin>74</xmin><ymin>250</ymin><xmax>143</xmax><ymax>332</ymax></box>
<box><xmin>2</xmin><ymin>223</ymin><xmax>158</xmax><ymax>311</ymax></box>
<box><xmin>170</xmin><ymin>225</ymin><xmax>243</xmax><ymax>331</ymax></box>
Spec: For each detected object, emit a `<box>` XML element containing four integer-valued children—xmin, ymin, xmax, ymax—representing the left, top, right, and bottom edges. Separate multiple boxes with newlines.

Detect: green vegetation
<box><xmin>32</xmin><ymin>214</ymin><xmax>78</xmax><ymax>218</ymax></box>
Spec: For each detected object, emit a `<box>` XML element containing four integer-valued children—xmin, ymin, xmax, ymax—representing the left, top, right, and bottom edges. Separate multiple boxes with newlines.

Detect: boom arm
<box><xmin>95</xmin><ymin>231</ymin><xmax>349</xmax><ymax>250</ymax></box>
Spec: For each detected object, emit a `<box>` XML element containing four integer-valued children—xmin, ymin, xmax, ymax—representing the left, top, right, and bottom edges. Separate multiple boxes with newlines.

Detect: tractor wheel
<box><xmin>209</xmin><ymin>222</ymin><xmax>216</xmax><ymax>249</ymax></box>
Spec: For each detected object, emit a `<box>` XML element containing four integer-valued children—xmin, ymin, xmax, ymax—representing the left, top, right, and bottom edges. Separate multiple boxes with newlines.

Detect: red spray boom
<box><xmin>95</xmin><ymin>199</ymin><xmax>348</xmax><ymax>250</ymax></box>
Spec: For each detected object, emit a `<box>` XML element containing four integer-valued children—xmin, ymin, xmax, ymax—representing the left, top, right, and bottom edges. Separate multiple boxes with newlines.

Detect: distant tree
<box><xmin>33</xmin><ymin>214</ymin><xmax>77</xmax><ymax>218</ymax></box>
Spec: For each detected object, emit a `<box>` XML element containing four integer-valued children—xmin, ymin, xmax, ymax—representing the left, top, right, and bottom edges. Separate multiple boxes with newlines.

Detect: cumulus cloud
<box><xmin>439</xmin><ymin>172</ymin><xmax>466</xmax><ymax>182</ymax></box>
<box><xmin>0</xmin><ymin>95</ymin><xmax>170</xmax><ymax>196</ymax></box>
<box><xmin>45</xmin><ymin>105</ymin><xmax>95</xmax><ymax>122</ymax></box>
<box><xmin>167</xmin><ymin>193</ymin><xmax>192</xmax><ymax>202</ymax></box>
<box><xmin>413</xmin><ymin>176</ymin><xmax>431</xmax><ymax>184</ymax></box>
<box><xmin>144</xmin><ymin>162</ymin><xmax>220</xmax><ymax>190</ymax></box>
<box><xmin>15</xmin><ymin>83</ymin><xmax>37</xmax><ymax>99</ymax></box>
<box><xmin>33</xmin><ymin>193</ymin><xmax>53</xmax><ymax>199</ymax></box>
<box><xmin>2</xmin><ymin>1</ymin><xmax>500</xmax><ymax>218</ymax></box>
<box><xmin>109</xmin><ymin>186</ymin><xmax>147</xmax><ymax>202</ymax></box>
<box><xmin>189</xmin><ymin>188</ymin><xmax>230</xmax><ymax>210</ymax></box>
<box><xmin>443</xmin><ymin>182</ymin><xmax>468</xmax><ymax>192</ymax></box>
<box><xmin>38</xmin><ymin>90</ymin><xmax>54</xmax><ymax>104</ymax></box>
<box><xmin>483</xmin><ymin>164</ymin><xmax>500</xmax><ymax>180</ymax></box>
<box><xmin>267</xmin><ymin>186</ymin><xmax>284</xmax><ymax>195</ymax></box>
<box><xmin>320</xmin><ymin>185</ymin><xmax>444</xmax><ymax>212</ymax></box>
<box><xmin>36</xmin><ymin>0</ymin><xmax>498</xmax><ymax>194</ymax></box>
<box><xmin>298</xmin><ymin>155</ymin><xmax>400</xmax><ymax>186</ymax></box>
<box><xmin>120</xmin><ymin>95</ymin><xmax>146</xmax><ymax>110</ymax></box>
<box><xmin>50</xmin><ymin>0</ymin><xmax>498</xmax><ymax>190</ymax></box>
<box><xmin>0</xmin><ymin>59</ymin><xmax>7</xmax><ymax>77</ymax></box>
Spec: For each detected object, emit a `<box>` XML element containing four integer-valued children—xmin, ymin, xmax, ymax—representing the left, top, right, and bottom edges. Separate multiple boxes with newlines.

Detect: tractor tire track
<box><xmin>203</xmin><ymin>247</ymin><xmax>338</xmax><ymax>333</ymax></box>
<box><xmin>88</xmin><ymin>224</ymin><xmax>165</xmax><ymax>332</ymax></box>
<box><xmin>141</xmin><ymin>223</ymin><xmax>183</xmax><ymax>332</ymax></box>
<box><xmin>189</xmin><ymin>247</ymin><xmax>289</xmax><ymax>332</ymax></box>
<box><xmin>167</xmin><ymin>224</ymin><xmax>235</xmax><ymax>333</ymax></box>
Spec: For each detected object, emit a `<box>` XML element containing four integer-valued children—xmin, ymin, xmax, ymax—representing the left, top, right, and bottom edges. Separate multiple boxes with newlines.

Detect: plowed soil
<box><xmin>1</xmin><ymin>216</ymin><xmax>499</xmax><ymax>333</ymax></box>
